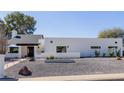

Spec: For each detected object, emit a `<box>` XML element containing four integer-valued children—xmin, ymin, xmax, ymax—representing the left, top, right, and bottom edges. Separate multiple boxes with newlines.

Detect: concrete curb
<box><xmin>19</xmin><ymin>73</ymin><xmax>124</xmax><ymax>81</ymax></box>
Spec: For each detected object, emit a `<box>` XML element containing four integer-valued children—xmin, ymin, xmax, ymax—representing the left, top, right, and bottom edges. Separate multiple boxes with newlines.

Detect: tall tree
<box><xmin>4</xmin><ymin>12</ymin><xmax>37</xmax><ymax>38</ymax></box>
<box><xmin>98</xmin><ymin>28</ymin><xmax>124</xmax><ymax>38</ymax></box>
<box><xmin>0</xmin><ymin>19</ymin><xmax>7</xmax><ymax>54</ymax></box>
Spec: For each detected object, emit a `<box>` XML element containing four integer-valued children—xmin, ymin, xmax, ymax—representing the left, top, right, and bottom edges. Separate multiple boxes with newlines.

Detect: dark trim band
<box><xmin>16</xmin><ymin>43</ymin><xmax>39</xmax><ymax>46</ymax></box>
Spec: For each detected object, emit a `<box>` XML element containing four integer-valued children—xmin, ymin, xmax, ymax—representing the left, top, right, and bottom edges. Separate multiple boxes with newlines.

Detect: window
<box><xmin>108</xmin><ymin>46</ymin><xmax>117</xmax><ymax>49</ymax></box>
<box><xmin>90</xmin><ymin>46</ymin><xmax>101</xmax><ymax>49</ymax></box>
<box><xmin>56</xmin><ymin>46</ymin><xmax>66</xmax><ymax>53</ymax></box>
<box><xmin>9</xmin><ymin>47</ymin><xmax>19</xmax><ymax>53</ymax></box>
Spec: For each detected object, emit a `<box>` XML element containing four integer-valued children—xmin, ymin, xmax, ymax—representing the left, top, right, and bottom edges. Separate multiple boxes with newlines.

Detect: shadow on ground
<box><xmin>0</xmin><ymin>77</ymin><xmax>18</xmax><ymax>81</ymax></box>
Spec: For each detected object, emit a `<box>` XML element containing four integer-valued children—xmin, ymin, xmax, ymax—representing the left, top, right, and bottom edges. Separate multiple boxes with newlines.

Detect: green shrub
<box><xmin>50</xmin><ymin>56</ymin><xmax>54</xmax><ymax>59</ymax></box>
<box><xmin>46</xmin><ymin>57</ymin><xmax>50</xmax><ymax>60</ymax></box>
<box><xmin>103</xmin><ymin>53</ymin><xmax>106</xmax><ymax>57</ymax></box>
<box><xmin>116</xmin><ymin>49</ymin><xmax>121</xmax><ymax>57</ymax></box>
<box><xmin>94</xmin><ymin>50</ymin><xmax>100</xmax><ymax>57</ymax></box>
<box><xmin>46</xmin><ymin>56</ymin><xmax>55</xmax><ymax>60</ymax></box>
<box><xmin>109</xmin><ymin>51</ymin><xmax>114</xmax><ymax>57</ymax></box>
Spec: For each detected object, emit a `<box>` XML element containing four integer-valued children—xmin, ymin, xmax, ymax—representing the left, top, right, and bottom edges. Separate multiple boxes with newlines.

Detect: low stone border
<box><xmin>45</xmin><ymin>59</ymin><xmax>75</xmax><ymax>63</ymax></box>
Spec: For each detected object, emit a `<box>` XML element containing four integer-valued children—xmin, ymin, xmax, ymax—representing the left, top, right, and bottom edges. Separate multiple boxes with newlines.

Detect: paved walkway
<box><xmin>19</xmin><ymin>73</ymin><xmax>124</xmax><ymax>81</ymax></box>
<box><xmin>5</xmin><ymin>59</ymin><xmax>27</xmax><ymax>69</ymax></box>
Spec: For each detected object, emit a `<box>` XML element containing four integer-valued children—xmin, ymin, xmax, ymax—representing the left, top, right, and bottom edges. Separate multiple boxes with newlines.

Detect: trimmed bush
<box><xmin>116</xmin><ymin>49</ymin><xmax>121</xmax><ymax>57</ymax></box>
<box><xmin>109</xmin><ymin>51</ymin><xmax>114</xmax><ymax>57</ymax></box>
<box><xmin>50</xmin><ymin>56</ymin><xmax>54</xmax><ymax>59</ymax></box>
<box><xmin>46</xmin><ymin>57</ymin><xmax>50</xmax><ymax>60</ymax></box>
<box><xmin>46</xmin><ymin>56</ymin><xmax>55</xmax><ymax>60</ymax></box>
<box><xmin>94</xmin><ymin>50</ymin><xmax>100</xmax><ymax>57</ymax></box>
<box><xmin>103</xmin><ymin>53</ymin><xmax>106</xmax><ymax>57</ymax></box>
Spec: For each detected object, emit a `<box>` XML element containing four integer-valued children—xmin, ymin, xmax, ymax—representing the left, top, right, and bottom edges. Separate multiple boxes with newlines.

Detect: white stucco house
<box><xmin>5</xmin><ymin>30</ymin><xmax>123</xmax><ymax>59</ymax></box>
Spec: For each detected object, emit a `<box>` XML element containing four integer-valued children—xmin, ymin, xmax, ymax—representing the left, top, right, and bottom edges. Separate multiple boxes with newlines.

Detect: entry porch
<box><xmin>6</xmin><ymin>44</ymin><xmax>40</xmax><ymax>58</ymax></box>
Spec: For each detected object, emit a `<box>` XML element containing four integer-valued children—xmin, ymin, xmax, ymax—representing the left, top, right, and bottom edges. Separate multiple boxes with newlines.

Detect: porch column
<box><xmin>34</xmin><ymin>46</ymin><xmax>37</xmax><ymax>59</ymax></box>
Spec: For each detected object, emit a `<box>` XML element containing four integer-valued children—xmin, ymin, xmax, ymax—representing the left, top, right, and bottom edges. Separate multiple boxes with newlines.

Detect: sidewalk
<box><xmin>19</xmin><ymin>73</ymin><xmax>124</xmax><ymax>81</ymax></box>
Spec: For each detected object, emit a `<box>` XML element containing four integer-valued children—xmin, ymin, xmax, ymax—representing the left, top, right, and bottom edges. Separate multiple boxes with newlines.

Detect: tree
<box><xmin>0</xmin><ymin>19</ymin><xmax>7</xmax><ymax>54</ymax></box>
<box><xmin>4</xmin><ymin>12</ymin><xmax>37</xmax><ymax>38</ymax></box>
<box><xmin>98</xmin><ymin>28</ymin><xmax>124</xmax><ymax>38</ymax></box>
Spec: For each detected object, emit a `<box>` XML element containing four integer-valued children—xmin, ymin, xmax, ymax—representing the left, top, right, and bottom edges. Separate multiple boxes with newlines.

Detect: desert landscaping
<box><xmin>4</xmin><ymin>58</ymin><xmax>124</xmax><ymax>80</ymax></box>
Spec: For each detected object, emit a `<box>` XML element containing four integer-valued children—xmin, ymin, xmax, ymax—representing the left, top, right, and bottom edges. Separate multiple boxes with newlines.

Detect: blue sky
<box><xmin>0</xmin><ymin>11</ymin><xmax>124</xmax><ymax>38</ymax></box>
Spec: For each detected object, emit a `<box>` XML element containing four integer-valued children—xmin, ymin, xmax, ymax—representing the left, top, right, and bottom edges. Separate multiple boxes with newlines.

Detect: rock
<box><xmin>18</xmin><ymin>66</ymin><xmax>32</xmax><ymax>76</ymax></box>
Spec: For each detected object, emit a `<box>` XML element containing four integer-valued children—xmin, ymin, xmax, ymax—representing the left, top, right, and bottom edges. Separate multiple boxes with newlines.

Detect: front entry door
<box><xmin>27</xmin><ymin>47</ymin><xmax>34</xmax><ymax>57</ymax></box>
<box><xmin>123</xmin><ymin>50</ymin><xmax>124</xmax><ymax>56</ymax></box>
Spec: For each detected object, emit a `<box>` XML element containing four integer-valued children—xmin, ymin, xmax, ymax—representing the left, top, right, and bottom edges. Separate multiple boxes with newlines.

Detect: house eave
<box><xmin>16</xmin><ymin>43</ymin><xmax>40</xmax><ymax>46</ymax></box>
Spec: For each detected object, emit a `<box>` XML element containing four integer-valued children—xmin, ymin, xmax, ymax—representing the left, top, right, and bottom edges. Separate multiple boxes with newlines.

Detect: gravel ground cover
<box><xmin>5</xmin><ymin>58</ymin><xmax>124</xmax><ymax>79</ymax></box>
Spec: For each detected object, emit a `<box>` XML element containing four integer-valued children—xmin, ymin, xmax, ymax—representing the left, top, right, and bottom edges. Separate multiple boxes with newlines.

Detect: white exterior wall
<box><xmin>0</xmin><ymin>55</ymin><xmax>5</xmax><ymax>78</ymax></box>
<box><xmin>21</xmin><ymin>46</ymin><xmax>27</xmax><ymax>58</ymax></box>
<box><xmin>35</xmin><ymin>52</ymin><xmax>80</xmax><ymax>58</ymax></box>
<box><xmin>34</xmin><ymin>46</ymin><xmax>38</xmax><ymax>58</ymax></box>
<box><xmin>41</xmin><ymin>38</ymin><xmax>123</xmax><ymax>58</ymax></box>
<box><xmin>5</xmin><ymin>46</ymin><xmax>21</xmax><ymax>58</ymax></box>
<box><xmin>34</xmin><ymin>46</ymin><xmax>43</xmax><ymax>58</ymax></box>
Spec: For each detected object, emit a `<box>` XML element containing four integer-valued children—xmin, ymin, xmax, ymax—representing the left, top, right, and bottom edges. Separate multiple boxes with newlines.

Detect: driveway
<box><xmin>5</xmin><ymin>58</ymin><xmax>124</xmax><ymax>79</ymax></box>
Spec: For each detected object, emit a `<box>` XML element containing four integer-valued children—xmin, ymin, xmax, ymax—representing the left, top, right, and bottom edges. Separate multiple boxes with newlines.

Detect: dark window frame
<box><xmin>108</xmin><ymin>46</ymin><xmax>118</xmax><ymax>49</ymax></box>
<box><xmin>56</xmin><ymin>46</ymin><xmax>67</xmax><ymax>53</ymax></box>
<box><xmin>9</xmin><ymin>47</ymin><xmax>19</xmax><ymax>53</ymax></box>
<box><xmin>90</xmin><ymin>46</ymin><xmax>101</xmax><ymax>49</ymax></box>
